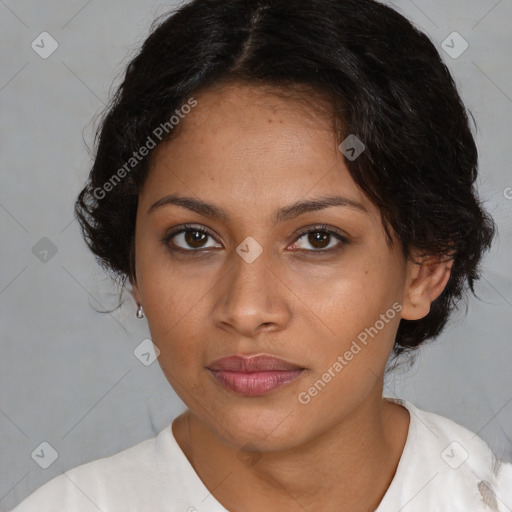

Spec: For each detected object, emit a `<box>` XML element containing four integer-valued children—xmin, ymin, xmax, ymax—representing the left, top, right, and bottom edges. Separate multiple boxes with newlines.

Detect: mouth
<box><xmin>206</xmin><ymin>354</ymin><xmax>306</xmax><ymax>397</ymax></box>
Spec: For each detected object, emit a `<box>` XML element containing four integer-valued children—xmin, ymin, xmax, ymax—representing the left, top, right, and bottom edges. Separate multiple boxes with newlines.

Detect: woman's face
<box><xmin>132</xmin><ymin>84</ymin><xmax>425</xmax><ymax>450</ymax></box>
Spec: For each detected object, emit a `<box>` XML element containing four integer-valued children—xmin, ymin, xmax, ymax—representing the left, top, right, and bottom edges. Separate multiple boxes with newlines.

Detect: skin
<box><xmin>131</xmin><ymin>83</ymin><xmax>453</xmax><ymax>511</ymax></box>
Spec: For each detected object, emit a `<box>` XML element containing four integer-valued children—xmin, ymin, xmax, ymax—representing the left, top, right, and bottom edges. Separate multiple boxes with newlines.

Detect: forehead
<box><xmin>141</xmin><ymin>83</ymin><xmax>377</xmax><ymax>220</ymax></box>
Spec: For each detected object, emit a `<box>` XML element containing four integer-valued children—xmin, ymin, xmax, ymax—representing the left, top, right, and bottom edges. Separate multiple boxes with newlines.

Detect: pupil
<box><xmin>185</xmin><ymin>230</ymin><xmax>206</xmax><ymax>248</ymax></box>
<box><xmin>309</xmin><ymin>231</ymin><xmax>329</xmax><ymax>249</ymax></box>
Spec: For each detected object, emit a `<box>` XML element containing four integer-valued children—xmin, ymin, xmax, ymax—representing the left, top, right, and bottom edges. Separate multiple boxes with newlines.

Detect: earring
<box><xmin>136</xmin><ymin>304</ymin><xmax>145</xmax><ymax>319</ymax></box>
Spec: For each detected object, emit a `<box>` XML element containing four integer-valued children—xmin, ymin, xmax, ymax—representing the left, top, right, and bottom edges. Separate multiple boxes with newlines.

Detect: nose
<box><xmin>211</xmin><ymin>246</ymin><xmax>291</xmax><ymax>338</ymax></box>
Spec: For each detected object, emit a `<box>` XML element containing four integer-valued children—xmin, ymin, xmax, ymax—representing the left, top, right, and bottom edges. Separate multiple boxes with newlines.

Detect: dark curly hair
<box><xmin>75</xmin><ymin>0</ymin><xmax>495</xmax><ymax>361</ymax></box>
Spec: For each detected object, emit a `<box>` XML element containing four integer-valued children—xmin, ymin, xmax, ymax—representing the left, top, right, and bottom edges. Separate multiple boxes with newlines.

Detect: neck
<box><xmin>172</xmin><ymin>393</ymin><xmax>410</xmax><ymax>512</ymax></box>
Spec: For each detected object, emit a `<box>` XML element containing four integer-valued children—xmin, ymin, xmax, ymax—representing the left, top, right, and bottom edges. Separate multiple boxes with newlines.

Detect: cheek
<box><xmin>151</xmin><ymin>320</ymin><xmax>207</xmax><ymax>404</ymax></box>
<box><xmin>147</xmin><ymin>304</ymin><xmax>206</xmax><ymax>372</ymax></box>
<box><xmin>297</xmin><ymin>250</ymin><xmax>402</xmax><ymax>381</ymax></box>
<box><xmin>134</xmin><ymin>259</ymin><xmax>206</xmax><ymax>373</ymax></box>
<box><xmin>298</xmin><ymin>255</ymin><xmax>394</xmax><ymax>337</ymax></box>
<box><xmin>135</xmin><ymin>236</ymin><xmax>193</xmax><ymax>323</ymax></box>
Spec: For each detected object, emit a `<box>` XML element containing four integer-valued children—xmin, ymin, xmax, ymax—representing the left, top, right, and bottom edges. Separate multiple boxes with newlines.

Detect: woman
<box><xmin>10</xmin><ymin>0</ymin><xmax>512</xmax><ymax>510</ymax></box>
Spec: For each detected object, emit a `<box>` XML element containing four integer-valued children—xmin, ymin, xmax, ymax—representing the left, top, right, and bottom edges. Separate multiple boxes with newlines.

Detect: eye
<box><xmin>289</xmin><ymin>225</ymin><xmax>348</xmax><ymax>253</ymax></box>
<box><xmin>162</xmin><ymin>224</ymin><xmax>221</xmax><ymax>252</ymax></box>
<box><xmin>162</xmin><ymin>223</ymin><xmax>348</xmax><ymax>255</ymax></box>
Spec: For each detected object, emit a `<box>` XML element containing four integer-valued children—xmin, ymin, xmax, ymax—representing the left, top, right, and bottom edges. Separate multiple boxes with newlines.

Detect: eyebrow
<box><xmin>147</xmin><ymin>193</ymin><xmax>368</xmax><ymax>222</ymax></box>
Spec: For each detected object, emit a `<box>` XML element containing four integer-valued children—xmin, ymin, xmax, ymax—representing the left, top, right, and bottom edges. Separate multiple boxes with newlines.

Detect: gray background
<box><xmin>1</xmin><ymin>0</ymin><xmax>511</xmax><ymax>509</ymax></box>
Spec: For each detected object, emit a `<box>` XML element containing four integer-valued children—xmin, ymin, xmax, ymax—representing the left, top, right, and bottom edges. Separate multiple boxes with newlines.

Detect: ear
<box><xmin>131</xmin><ymin>279</ymin><xmax>142</xmax><ymax>305</ymax></box>
<box><xmin>129</xmin><ymin>270</ymin><xmax>143</xmax><ymax>306</ymax></box>
<box><xmin>401</xmin><ymin>251</ymin><xmax>454</xmax><ymax>321</ymax></box>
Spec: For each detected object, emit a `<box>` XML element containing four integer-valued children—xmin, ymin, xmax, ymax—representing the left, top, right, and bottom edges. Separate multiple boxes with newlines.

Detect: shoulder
<box><xmin>9</xmin><ymin>425</ymin><xmax>185</xmax><ymax>512</ymax></box>
<box><xmin>388</xmin><ymin>397</ymin><xmax>512</xmax><ymax>511</ymax></box>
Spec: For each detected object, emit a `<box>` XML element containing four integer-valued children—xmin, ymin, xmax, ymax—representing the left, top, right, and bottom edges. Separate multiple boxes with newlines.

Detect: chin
<box><xmin>209</xmin><ymin>408</ymin><xmax>308</xmax><ymax>452</ymax></box>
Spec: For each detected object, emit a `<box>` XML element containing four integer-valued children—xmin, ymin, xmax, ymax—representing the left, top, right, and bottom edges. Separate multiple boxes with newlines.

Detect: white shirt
<box><xmin>9</xmin><ymin>397</ymin><xmax>512</xmax><ymax>512</ymax></box>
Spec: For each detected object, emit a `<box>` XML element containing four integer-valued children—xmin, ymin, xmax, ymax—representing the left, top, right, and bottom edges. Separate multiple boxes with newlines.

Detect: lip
<box><xmin>207</xmin><ymin>355</ymin><xmax>306</xmax><ymax>396</ymax></box>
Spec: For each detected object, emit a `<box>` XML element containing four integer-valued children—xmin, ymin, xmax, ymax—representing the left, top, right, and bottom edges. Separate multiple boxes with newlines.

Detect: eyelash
<box><xmin>161</xmin><ymin>223</ymin><xmax>349</xmax><ymax>256</ymax></box>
